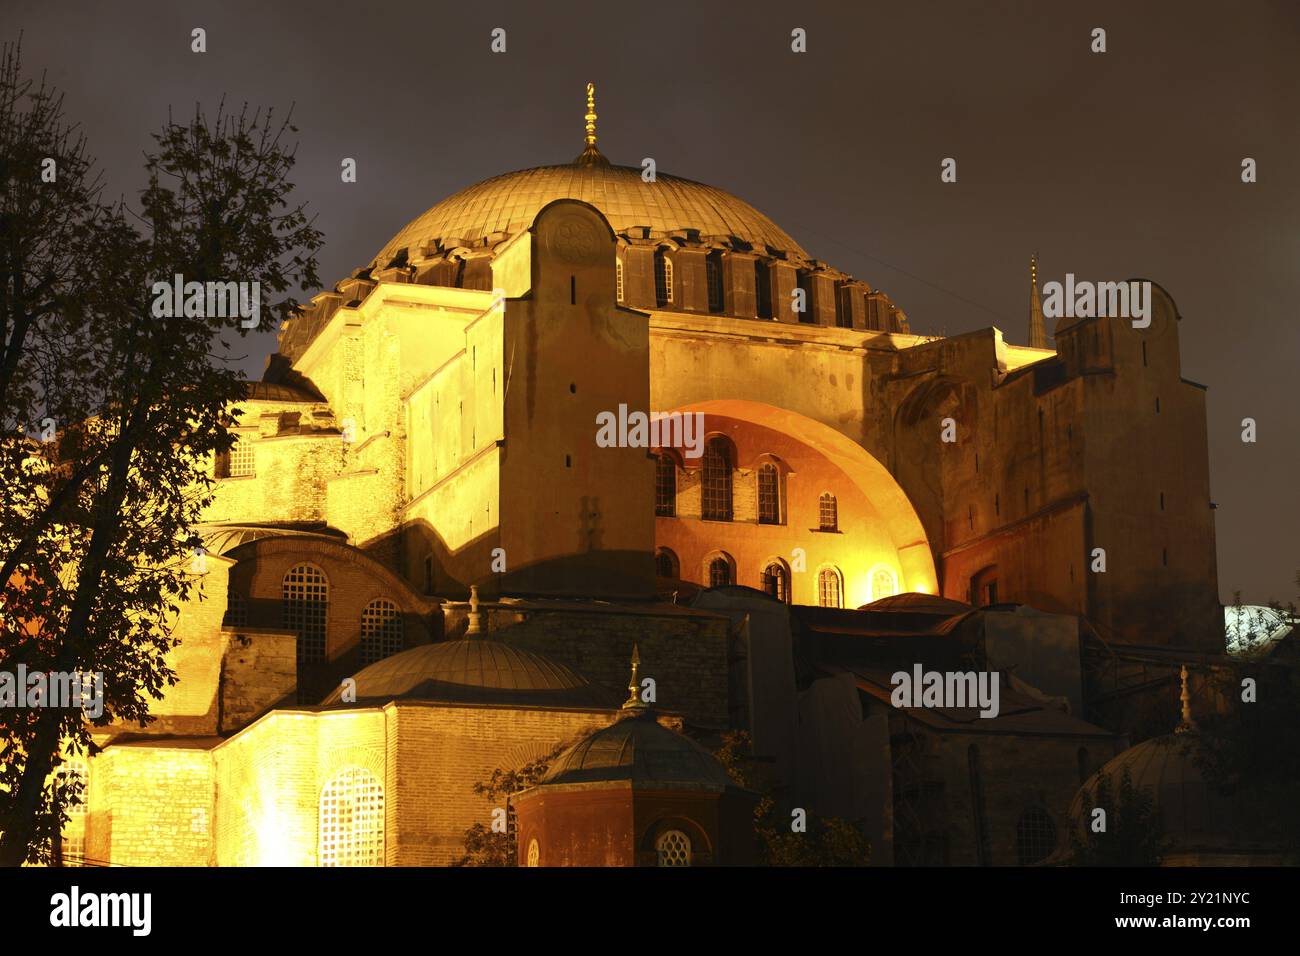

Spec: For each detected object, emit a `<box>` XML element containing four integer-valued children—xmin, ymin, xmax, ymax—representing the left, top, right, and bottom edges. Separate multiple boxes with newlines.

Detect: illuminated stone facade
<box><xmin>65</xmin><ymin>94</ymin><xmax>1221</xmax><ymax>866</ymax></box>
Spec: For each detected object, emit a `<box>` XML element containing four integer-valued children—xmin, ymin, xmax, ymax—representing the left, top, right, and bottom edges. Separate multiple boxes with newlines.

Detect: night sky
<box><xmin>10</xmin><ymin>0</ymin><xmax>1298</xmax><ymax>605</ymax></box>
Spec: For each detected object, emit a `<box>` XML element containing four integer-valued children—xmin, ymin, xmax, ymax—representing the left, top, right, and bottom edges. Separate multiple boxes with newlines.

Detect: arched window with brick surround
<box><xmin>360</xmin><ymin>599</ymin><xmax>404</xmax><ymax>665</ymax></box>
<box><xmin>701</xmin><ymin>437</ymin><xmax>733</xmax><ymax>521</ymax></box>
<box><xmin>319</xmin><ymin>767</ymin><xmax>384</xmax><ymax>867</ymax></box>
<box><xmin>283</xmin><ymin>564</ymin><xmax>329</xmax><ymax>666</ymax></box>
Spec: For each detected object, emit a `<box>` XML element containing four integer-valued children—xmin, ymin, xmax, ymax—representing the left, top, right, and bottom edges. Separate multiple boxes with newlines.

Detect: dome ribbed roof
<box><xmin>321</xmin><ymin>639</ymin><xmax>614</xmax><ymax>709</ymax></box>
<box><xmin>539</xmin><ymin>712</ymin><xmax>734</xmax><ymax>789</ymax></box>
<box><xmin>1066</xmin><ymin>732</ymin><xmax>1257</xmax><ymax>854</ymax></box>
<box><xmin>372</xmin><ymin>163</ymin><xmax>808</xmax><ymax>267</ymax></box>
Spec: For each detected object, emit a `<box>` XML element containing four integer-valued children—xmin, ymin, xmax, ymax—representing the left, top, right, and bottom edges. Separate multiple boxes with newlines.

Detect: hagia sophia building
<box><xmin>55</xmin><ymin>86</ymin><xmax>1264</xmax><ymax>868</ymax></box>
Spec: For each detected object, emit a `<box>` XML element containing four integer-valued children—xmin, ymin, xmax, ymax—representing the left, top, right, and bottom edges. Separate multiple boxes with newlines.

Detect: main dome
<box><xmin>371</xmin><ymin>162</ymin><xmax>809</xmax><ymax>268</ymax></box>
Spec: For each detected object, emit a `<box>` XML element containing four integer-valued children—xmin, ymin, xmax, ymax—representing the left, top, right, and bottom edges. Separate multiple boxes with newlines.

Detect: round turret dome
<box><xmin>540</xmin><ymin>711</ymin><xmax>734</xmax><ymax>790</ymax></box>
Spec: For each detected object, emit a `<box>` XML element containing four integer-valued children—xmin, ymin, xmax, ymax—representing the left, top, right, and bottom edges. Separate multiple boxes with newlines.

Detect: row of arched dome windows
<box><xmin>657</xmin><ymin>549</ymin><xmax>849</xmax><ymax>608</ymax></box>
<box><xmin>654</xmin><ymin>442</ymin><xmax>838</xmax><ymax>529</ymax></box>
<box><xmin>656</xmin><ymin>548</ymin><xmax>899</xmax><ymax>606</ymax></box>
<box><xmin>615</xmin><ymin>250</ymin><xmax>902</xmax><ymax>330</ymax></box>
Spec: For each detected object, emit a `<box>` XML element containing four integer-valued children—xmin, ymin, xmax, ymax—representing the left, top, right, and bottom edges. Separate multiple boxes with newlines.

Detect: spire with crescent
<box><xmin>574</xmin><ymin>82</ymin><xmax>610</xmax><ymax>167</ymax></box>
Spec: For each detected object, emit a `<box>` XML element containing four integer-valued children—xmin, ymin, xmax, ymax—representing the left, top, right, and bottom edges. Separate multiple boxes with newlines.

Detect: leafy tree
<box><xmin>716</xmin><ymin>730</ymin><xmax>871</xmax><ymax>866</ymax></box>
<box><xmin>0</xmin><ymin>39</ymin><xmax>321</xmax><ymax>865</ymax></box>
<box><xmin>1194</xmin><ymin>575</ymin><xmax>1300</xmax><ymax>856</ymax></box>
<box><xmin>453</xmin><ymin>743</ymin><xmax>568</xmax><ymax>867</ymax></box>
<box><xmin>1066</xmin><ymin>766</ymin><xmax>1167</xmax><ymax>866</ymax></box>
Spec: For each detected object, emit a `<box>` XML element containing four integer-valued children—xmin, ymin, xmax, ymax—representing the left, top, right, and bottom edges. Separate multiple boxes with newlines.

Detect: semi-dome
<box><xmin>320</xmin><ymin>639</ymin><xmax>615</xmax><ymax>709</ymax></box>
<box><xmin>372</xmin><ymin>162</ymin><xmax>808</xmax><ymax>269</ymax></box>
<box><xmin>540</xmin><ymin>711</ymin><xmax>734</xmax><ymax>790</ymax></box>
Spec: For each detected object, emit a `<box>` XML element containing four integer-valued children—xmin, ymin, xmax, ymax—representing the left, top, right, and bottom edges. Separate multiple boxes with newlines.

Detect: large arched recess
<box><xmin>667</xmin><ymin>399</ymin><xmax>937</xmax><ymax>595</ymax></box>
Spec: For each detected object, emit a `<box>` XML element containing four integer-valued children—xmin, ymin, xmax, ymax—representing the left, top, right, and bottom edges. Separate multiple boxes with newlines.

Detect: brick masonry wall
<box><xmin>90</xmin><ymin>746</ymin><xmax>216</xmax><ymax>866</ymax></box>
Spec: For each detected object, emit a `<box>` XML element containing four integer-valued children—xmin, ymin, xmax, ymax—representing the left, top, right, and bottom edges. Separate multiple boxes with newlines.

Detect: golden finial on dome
<box><xmin>622</xmin><ymin>643</ymin><xmax>647</xmax><ymax>712</ymax></box>
<box><xmin>574</xmin><ymin>83</ymin><xmax>610</xmax><ymax>167</ymax></box>
<box><xmin>1176</xmin><ymin>663</ymin><xmax>1198</xmax><ymax>733</ymax></box>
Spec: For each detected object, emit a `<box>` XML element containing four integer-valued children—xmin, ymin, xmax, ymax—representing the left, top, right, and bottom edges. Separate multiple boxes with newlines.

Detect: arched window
<box><xmin>654</xmin><ymin>547</ymin><xmax>679</xmax><ymax>580</ymax></box>
<box><xmin>818</xmin><ymin>567</ymin><xmax>843</xmax><ymax>608</ymax></box>
<box><xmin>706</xmin><ymin>256</ymin><xmax>724</xmax><ymax>312</ymax></box>
<box><xmin>870</xmin><ymin>565</ymin><xmax>899</xmax><ymax>602</ymax></box>
<box><xmin>757</xmin><ymin>462</ymin><xmax>781</xmax><ymax>525</ymax></box>
<box><xmin>656</xmin><ymin>829</ymin><xmax>692</xmax><ymax>866</ymax></box>
<box><xmin>707</xmin><ymin>555</ymin><xmax>733</xmax><ymax>589</ymax></box>
<box><xmin>616</xmin><ymin>259</ymin><xmax>625</xmax><ymax>303</ymax></box>
<box><xmin>283</xmin><ymin>564</ymin><xmax>329</xmax><ymax>665</ymax></box>
<box><xmin>360</xmin><ymin>599</ymin><xmax>404</xmax><ymax>666</ymax></box>
<box><xmin>755</xmin><ymin>260</ymin><xmax>773</xmax><ymax>319</ymax></box>
<box><xmin>762</xmin><ymin>561</ymin><xmax>790</xmax><ymax>603</ymax></box>
<box><xmin>526</xmin><ymin>838</ymin><xmax>540</xmax><ymax>867</ymax></box>
<box><xmin>1015</xmin><ymin>807</ymin><xmax>1057</xmax><ymax>866</ymax></box>
<box><xmin>319</xmin><ymin>767</ymin><xmax>385</xmax><ymax>867</ymax></box>
<box><xmin>654</xmin><ymin>453</ymin><xmax>676</xmax><ymax>517</ymax></box>
<box><xmin>701</xmin><ymin>437</ymin><xmax>733</xmax><ymax>521</ymax></box>
<box><xmin>819</xmin><ymin>493</ymin><xmax>838</xmax><ymax>531</ymax></box>
<box><xmin>654</xmin><ymin>250</ymin><xmax>673</xmax><ymax>307</ymax></box>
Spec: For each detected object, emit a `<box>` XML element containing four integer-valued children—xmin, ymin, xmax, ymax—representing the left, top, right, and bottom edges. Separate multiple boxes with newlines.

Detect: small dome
<box><xmin>321</xmin><ymin>639</ymin><xmax>614</xmax><ymax>709</ymax></box>
<box><xmin>859</xmin><ymin>592</ymin><xmax>972</xmax><ymax>614</ymax></box>
<box><xmin>1065</xmin><ymin>731</ymin><xmax>1258</xmax><ymax>857</ymax></box>
<box><xmin>540</xmin><ymin>712</ymin><xmax>734</xmax><ymax>790</ymax></box>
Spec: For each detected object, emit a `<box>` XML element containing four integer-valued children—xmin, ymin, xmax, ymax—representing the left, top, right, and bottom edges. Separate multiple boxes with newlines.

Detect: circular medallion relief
<box><xmin>544</xmin><ymin>213</ymin><xmax>602</xmax><ymax>265</ymax></box>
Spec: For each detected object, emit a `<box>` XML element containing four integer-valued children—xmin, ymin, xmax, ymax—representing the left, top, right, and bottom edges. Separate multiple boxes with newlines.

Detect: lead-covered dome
<box><xmin>371</xmin><ymin>162</ymin><xmax>808</xmax><ymax>268</ymax></box>
<box><xmin>540</xmin><ymin>711</ymin><xmax>735</xmax><ymax>790</ymax></box>
<box><xmin>321</xmin><ymin>639</ymin><xmax>615</xmax><ymax>709</ymax></box>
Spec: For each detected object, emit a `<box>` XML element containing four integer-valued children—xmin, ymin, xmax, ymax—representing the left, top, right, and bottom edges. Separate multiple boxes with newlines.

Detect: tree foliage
<box><xmin>716</xmin><ymin>730</ymin><xmax>871</xmax><ymax>867</ymax></box>
<box><xmin>0</xmin><ymin>38</ymin><xmax>321</xmax><ymax>865</ymax></box>
<box><xmin>1066</xmin><ymin>766</ymin><xmax>1167</xmax><ymax>866</ymax></box>
<box><xmin>453</xmin><ymin>743</ymin><xmax>568</xmax><ymax>867</ymax></box>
